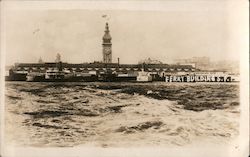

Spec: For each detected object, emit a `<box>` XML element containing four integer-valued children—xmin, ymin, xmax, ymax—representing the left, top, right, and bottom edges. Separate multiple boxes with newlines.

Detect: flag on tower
<box><xmin>102</xmin><ymin>14</ymin><xmax>110</xmax><ymax>21</ymax></box>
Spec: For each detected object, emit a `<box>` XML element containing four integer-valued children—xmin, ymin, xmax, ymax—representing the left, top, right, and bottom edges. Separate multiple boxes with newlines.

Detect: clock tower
<box><xmin>102</xmin><ymin>23</ymin><xmax>112</xmax><ymax>63</ymax></box>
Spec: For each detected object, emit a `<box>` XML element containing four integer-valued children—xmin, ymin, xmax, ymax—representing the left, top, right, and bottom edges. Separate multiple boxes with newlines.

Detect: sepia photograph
<box><xmin>0</xmin><ymin>0</ymin><xmax>249</xmax><ymax>157</ymax></box>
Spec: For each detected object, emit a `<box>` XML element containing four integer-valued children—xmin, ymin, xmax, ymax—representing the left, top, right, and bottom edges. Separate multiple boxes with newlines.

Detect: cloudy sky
<box><xmin>2</xmin><ymin>0</ymin><xmax>248</xmax><ymax>65</ymax></box>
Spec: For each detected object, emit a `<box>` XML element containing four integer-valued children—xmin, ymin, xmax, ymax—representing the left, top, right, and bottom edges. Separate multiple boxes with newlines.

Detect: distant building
<box><xmin>102</xmin><ymin>23</ymin><xmax>112</xmax><ymax>63</ymax></box>
<box><xmin>211</xmin><ymin>60</ymin><xmax>239</xmax><ymax>74</ymax></box>
<box><xmin>38</xmin><ymin>57</ymin><xmax>43</xmax><ymax>63</ymax></box>
<box><xmin>55</xmin><ymin>53</ymin><xmax>61</xmax><ymax>63</ymax></box>
<box><xmin>174</xmin><ymin>57</ymin><xmax>239</xmax><ymax>73</ymax></box>
<box><xmin>175</xmin><ymin>57</ymin><xmax>210</xmax><ymax>70</ymax></box>
<box><xmin>139</xmin><ymin>58</ymin><xmax>163</xmax><ymax>64</ymax></box>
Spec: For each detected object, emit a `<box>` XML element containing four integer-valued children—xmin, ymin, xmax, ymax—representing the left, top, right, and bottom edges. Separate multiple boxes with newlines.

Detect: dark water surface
<box><xmin>4</xmin><ymin>82</ymin><xmax>240</xmax><ymax>147</ymax></box>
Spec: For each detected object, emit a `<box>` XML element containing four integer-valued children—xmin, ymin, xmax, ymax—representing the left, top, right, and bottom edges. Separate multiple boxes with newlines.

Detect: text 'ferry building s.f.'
<box><xmin>6</xmin><ymin>22</ymin><xmax>200</xmax><ymax>82</ymax></box>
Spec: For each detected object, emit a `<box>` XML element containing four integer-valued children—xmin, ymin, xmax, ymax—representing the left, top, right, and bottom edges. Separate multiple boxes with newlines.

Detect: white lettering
<box><xmin>166</xmin><ymin>76</ymin><xmax>169</xmax><ymax>82</ymax></box>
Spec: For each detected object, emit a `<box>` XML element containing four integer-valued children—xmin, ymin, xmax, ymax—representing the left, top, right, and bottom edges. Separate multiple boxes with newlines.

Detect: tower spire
<box><xmin>103</xmin><ymin>22</ymin><xmax>112</xmax><ymax>41</ymax></box>
<box><xmin>105</xmin><ymin>22</ymin><xmax>109</xmax><ymax>32</ymax></box>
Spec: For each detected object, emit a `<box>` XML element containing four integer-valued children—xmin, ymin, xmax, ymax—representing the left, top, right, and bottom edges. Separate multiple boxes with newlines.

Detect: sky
<box><xmin>1</xmin><ymin>1</ymin><xmax>248</xmax><ymax>65</ymax></box>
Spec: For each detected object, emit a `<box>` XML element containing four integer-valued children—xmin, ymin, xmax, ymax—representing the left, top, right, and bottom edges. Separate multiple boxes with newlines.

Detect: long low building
<box><xmin>6</xmin><ymin>62</ymin><xmax>239</xmax><ymax>82</ymax></box>
<box><xmin>5</xmin><ymin>62</ymin><xmax>196</xmax><ymax>81</ymax></box>
<box><xmin>10</xmin><ymin>62</ymin><xmax>196</xmax><ymax>73</ymax></box>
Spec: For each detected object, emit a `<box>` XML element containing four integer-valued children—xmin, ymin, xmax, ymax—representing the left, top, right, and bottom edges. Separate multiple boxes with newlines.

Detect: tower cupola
<box><xmin>103</xmin><ymin>23</ymin><xmax>112</xmax><ymax>42</ymax></box>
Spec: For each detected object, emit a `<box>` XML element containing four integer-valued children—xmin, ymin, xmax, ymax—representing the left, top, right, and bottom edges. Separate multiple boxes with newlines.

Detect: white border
<box><xmin>0</xmin><ymin>1</ymin><xmax>249</xmax><ymax>157</ymax></box>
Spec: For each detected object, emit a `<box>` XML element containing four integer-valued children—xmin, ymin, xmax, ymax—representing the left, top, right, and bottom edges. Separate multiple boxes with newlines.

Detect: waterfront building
<box><xmin>5</xmin><ymin>22</ymin><xmax>198</xmax><ymax>81</ymax></box>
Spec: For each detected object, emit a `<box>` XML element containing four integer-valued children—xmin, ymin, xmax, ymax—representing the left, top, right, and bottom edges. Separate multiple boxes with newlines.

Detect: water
<box><xmin>4</xmin><ymin>82</ymin><xmax>240</xmax><ymax>147</ymax></box>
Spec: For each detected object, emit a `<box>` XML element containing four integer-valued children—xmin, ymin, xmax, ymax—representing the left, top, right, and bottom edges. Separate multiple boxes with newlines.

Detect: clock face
<box><xmin>104</xmin><ymin>47</ymin><xmax>111</xmax><ymax>55</ymax></box>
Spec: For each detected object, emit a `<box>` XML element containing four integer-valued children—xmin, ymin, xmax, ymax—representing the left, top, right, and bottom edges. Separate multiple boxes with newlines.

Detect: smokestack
<box><xmin>117</xmin><ymin>57</ymin><xmax>120</xmax><ymax>66</ymax></box>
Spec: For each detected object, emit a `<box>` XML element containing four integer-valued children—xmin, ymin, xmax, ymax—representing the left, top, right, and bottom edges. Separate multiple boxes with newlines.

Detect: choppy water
<box><xmin>4</xmin><ymin>82</ymin><xmax>240</xmax><ymax>147</ymax></box>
